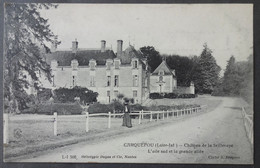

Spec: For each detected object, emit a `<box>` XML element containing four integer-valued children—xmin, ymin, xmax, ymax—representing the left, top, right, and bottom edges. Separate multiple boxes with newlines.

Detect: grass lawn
<box><xmin>4</xmin><ymin>95</ymin><xmax>222</xmax><ymax>160</ymax></box>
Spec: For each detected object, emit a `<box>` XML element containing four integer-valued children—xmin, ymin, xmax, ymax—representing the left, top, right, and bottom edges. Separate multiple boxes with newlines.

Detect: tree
<box><xmin>218</xmin><ymin>54</ymin><xmax>253</xmax><ymax>105</ymax></box>
<box><xmin>53</xmin><ymin>87</ymin><xmax>98</xmax><ymax>104</ymax></box>
<box><xmin>140</xmin><ymin>46</ymin><xmax>162</xmax><ymax>72</ymax></box>
<box><xmin>194</xmin><ymin>44</ymin><xmax>221</xmax><ymax>94</ymax></box>
<box><xmin>164</xmin><ymin>54</ymin><xmax>195</xmax><ymax>86</ymax></box>
<box><xmin>4</xmin><ymin>4</ymin><xmax>59</xmax><ymax>113</ymax></box>
<box><xmin>222</xmin><ymin>56</ymin><xmax>240</xmax><ymax>95</ymax></box>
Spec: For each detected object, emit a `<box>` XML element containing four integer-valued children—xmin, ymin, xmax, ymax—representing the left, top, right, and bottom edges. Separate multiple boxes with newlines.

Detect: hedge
<box><xmin>149</xmin><ymin>93</ymin><xmax>164</xmax><ymax>99</ymax></box>
<box><xmin>149</xmin><ymin>93</ymin><xmax>197</xmax><ymax>99</ymax></box>
<box><xmin>22</xmin><ymin>103</ymin><xmax>83</xmax><ymax>115</ymax></box>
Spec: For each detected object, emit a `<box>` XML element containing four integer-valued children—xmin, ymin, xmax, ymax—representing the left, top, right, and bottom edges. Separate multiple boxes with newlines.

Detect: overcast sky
<box><xmin>40</xmin><ymin>4</ymin><xmax>253</xmax><ymax>73</ymax></box>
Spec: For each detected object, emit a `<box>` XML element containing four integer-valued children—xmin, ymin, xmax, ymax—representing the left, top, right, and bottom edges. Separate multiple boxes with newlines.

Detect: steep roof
<box><xmin>46</xmin><ymin>49</ymin><xmax>116</xmax><ymax>66</ymax></box>
<box><xmin>118</xmin><ymin>45</ymin><xmax>143</xmax><ymax>64</ymax></box>
<box><xmin>151</xmin><ymin>60</ymin><xmax>175</xmax><ymax>76</ymax></box>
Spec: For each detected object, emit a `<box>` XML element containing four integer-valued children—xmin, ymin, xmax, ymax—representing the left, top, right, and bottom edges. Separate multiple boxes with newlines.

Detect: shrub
<box><xmin>37</xmin><ymin>88</ymin><xmax>52</xmax><ymax>102</ymax></box>
<box><xmin>130</xmin><ymin>104</ymin><xmax>145</xmax><ymax>111</ymax></box>
<box><xmin>88</xmin><ymin>103</ymin><xmax>113</xmax><ymax>114</ymax></box>
<box><xmin>109</xmin><ymin>101</ymin><xmax>124</xmax><ymax>112</ymax></box>
<box><xmin>54</xmin><ymin>86</ymin><xmax>98</xmax><ymax>104</ymax></box>
<box><xmin>22</xmin><ymin>102</ymin><xmax>83</xmax><ymax>115</ymax></box>
<box><xmin>149</xmin><ymin>93</ymin><xmax>163</xmax><ymax>99</ymax></box>
<box><xmin>164</xmin><ymin>93</ymin><xmax>178</xmax><ymax>99</ymax></box>
<box><xmin>150</xmin><ymin>93</ymin><xmax>196</xmax><ymax>99</ymax></box>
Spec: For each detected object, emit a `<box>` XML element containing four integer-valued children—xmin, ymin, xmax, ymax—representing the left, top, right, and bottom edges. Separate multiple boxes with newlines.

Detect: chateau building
<box><xmin>46</xmin><ymin>40</ymin><xmax>150</xmax><ymax>104</ymax></box>
<box><xmin>45</xmin><ymin>39</ymin><xmax>194</xmax><ymax>104</ymax></box>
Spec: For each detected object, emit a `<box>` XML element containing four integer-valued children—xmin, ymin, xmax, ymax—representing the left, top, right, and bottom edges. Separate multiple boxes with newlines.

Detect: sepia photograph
<box><xmin>3</xmin><ymin>3</ymin><xmax>253</xmax><ymax>164</ymax></box>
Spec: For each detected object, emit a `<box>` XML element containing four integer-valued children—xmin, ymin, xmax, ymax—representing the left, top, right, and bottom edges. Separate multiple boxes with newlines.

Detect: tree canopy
<box><xmin>213</xmin><ymin>54</ymin><xmax>253</xmax><ymax>105</ymax></box>
<box><xmin>164</xmin><ymin>54</ymin><xmax>195</xmax><ymax>86</ymax></box>
<box><xmin>193</xmin><ymin>44</ymin><xmax>221</xmax><ymax>94</ymax></box>
<box><xmin>4</xmin><ymin>3</ymin><xmax>58</xmax><ymax>113</ymax></box>
<box><xmin>140</xmin><ymin>46</ymin><xmax>162</xmax><ymax>72</ymax></box>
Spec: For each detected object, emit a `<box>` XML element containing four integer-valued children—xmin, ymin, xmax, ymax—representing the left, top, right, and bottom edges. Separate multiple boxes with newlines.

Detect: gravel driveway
<box><xmin>18</xmin><ymin>97</ymin><xmax>253</xmax><ymax>164</ymax></box>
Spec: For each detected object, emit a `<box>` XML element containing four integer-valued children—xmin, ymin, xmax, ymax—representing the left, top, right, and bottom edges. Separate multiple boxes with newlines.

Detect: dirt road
<box><xmin>19</xmin><ymin>97</ymin><xmax>253</xmax><ymax>164</ymax></box>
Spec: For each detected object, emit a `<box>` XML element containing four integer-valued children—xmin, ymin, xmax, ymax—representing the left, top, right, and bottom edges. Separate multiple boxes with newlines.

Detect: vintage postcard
<box><xmin>3</xmin><ymin>3</ymin><xmax>253</xmax><ymax>164</ymax></box>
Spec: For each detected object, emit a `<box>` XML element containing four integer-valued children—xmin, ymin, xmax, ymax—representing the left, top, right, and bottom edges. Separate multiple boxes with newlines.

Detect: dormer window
<box><xmin>159</xmin><ymin>70</ymin><xmax>164</xmax><ymax>76</ymax></box>
<box><xmin>106</xmin><ymin>59</ymin><xmax>113</xmax><ymax>70</ymax></box>
<box><xmin>107</xmin><ymin>62</ymin><xmax>112</xmax><ymax>70</ymax></box>
<box><xmin>89</xmin><ymin>59</ymin><xmax>96</xmax><ymax>70</ymax></box>
<box><xmin>71</xmin><ymin>59</ymin><xmax>79</xmax><ymax>70</ymax></box>
<box><xmin>114</xmin><ymin>59</ymin><xmax>120</xmax><ymax>69</ymax></box>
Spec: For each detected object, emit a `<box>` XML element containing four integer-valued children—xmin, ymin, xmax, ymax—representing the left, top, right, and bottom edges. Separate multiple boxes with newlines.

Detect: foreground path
<box><xmin>20</xmin><ymin>97</ymin><xmax>253</xmax><ymax>164</ymax></box>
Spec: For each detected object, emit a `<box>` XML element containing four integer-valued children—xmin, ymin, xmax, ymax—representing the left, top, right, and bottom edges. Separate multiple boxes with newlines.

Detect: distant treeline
<box><xmin>212</xmin><ymin>55</ymin><xmax>253</xmax><ymax>105</ymax></box>
<box><xmin>140</xmin><ymin>44</ymin><xmax>221</xmax><ymax>94</ymax></box>
<box><xmin>140</xmin><ymin>45</ymin><xmax>253</xmax><ymax>105</ymax></box>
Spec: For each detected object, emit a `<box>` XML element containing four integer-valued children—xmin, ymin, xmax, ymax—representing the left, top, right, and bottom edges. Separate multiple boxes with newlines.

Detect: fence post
<box><xmin>3</xmin><ymin>113</ymin><xmax>9</xmax><ymax>144</ymax></box>
<box><xmin>108</xmin><ymin>112</ymin><xmax>111</xmax><ymax>128</ymax></box>
<box><xmin>166</xmin><ymin>110</ymin><xmax>169</xmax><ymax>119</ymax></box>
<box><xmin>139</xmin><ymin>111</ymin><xmax>141</xmax><ymax>124</ymax></box>
<box><xmin>141</xmin><ymin>109</ymin><xmax>144</xmax><ymax>119</ymax></box>
<box><xmin>150</xmin><ymin>112</ymin><xmax>153</xmax><ymax>122</ymax></box>
<box><xmin>162</xmin><ymin>110</ymin><xmax>165</xmax><ymax>120</ymax></box>
<box><xmin>157</xmin><ymin>112</ymin><xmax>159</xmax><ymax>121</ymax></box>
<box><xmin>54</xmin><ymin>112</ymin><xmax>58</xmax><ymax>136</ymax></box>
<box><xmin>86</xmin><ymin>112</ymin><xmax>89</xmax><ymax>132</ymax></box>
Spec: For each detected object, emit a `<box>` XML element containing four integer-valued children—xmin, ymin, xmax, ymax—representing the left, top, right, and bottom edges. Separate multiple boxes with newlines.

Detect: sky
<box><xmin>40</xmin><ymin>4</ymin><xmax>253</xmax><ymax>73</ymax></box>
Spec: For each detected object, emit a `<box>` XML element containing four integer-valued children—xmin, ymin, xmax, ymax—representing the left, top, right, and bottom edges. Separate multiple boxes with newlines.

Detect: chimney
<box><xmin>117</xmin><ymin>40</ymin><xmax>123</xmax><ymax>57</ymax></box>
<box><xmin>101</xmin><ymin>40</ymin><xmax>106</xmax><ymax>52</ymax></box>
<box><xmin>72</xmin><ymin>39</ymin><xmax>78</xmax><ymax>53</ymax></box>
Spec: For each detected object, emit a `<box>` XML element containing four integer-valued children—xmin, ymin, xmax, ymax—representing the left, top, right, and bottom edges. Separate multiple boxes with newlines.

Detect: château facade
<box><xmin>45</xmin><ymin>39</ymin><xmax>194</xmax><ymax>104</ymax></box>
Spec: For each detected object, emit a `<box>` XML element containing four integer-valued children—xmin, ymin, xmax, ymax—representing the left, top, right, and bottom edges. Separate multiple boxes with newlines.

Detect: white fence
<box><xmin>3</xmin><ymin>105</ymin><xmax>207</xmax><ymax>144</ymax></box>
<box><xmin>241</xmin><ymin>107</ymin><xmax>253</xmax><ymax>145</ymax></box>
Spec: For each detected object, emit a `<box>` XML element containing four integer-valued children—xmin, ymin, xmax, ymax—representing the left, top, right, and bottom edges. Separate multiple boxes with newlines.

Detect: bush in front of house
<box><xmin>88</xmin><ymin>103</ymin><xmax>113</xmax><ymax>114</ymax></box>
<box><xmin>164</xmin><ymin>93</ymin><xmax>178</xmax><ymax>99</ymax></box>
<box><xmin>149</xmin><ymin>93</ymin><xmax>164</xmax><ymax>99</ymax></box>
<box><xmin>54</xmin><ymin>86</ymin><xmax>98</xmax><ymax>104</ymax></box>
<box><xmin>149</xmin><ymin>93</ymin><xmax>197</xmax><ymax>99</ymax></box>
<box><xmin>109</xmin><ymin>100</ymin><xmax>124</xmax><ymax>113</ymax></box>
<box><xmin>177</xmin><ymin>94</ymin><xmax>196</xmax><ymax>99</ymax></box>
<box><xmin>22</xmin><ymin>102</ymin><xmax>83</xmax><ymax>115</ymax></box>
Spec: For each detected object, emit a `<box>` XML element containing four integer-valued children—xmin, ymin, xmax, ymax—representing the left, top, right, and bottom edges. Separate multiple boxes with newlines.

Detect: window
<box><xmin>114</xmin><ymin>90</ymin><xmax>118</xmax><ymax>97</ymax></box>
<box><xmin>107</xmin><ymin>62</ymin><xmax>111</xmax><ymax>70</ymax></box>
<box><xmin>133</xmin><ymin>90</ymin><xmax>137</xmax><ymax>97</ymax></box>
<box><xmin>159</xmin><ymin>70</ymin><xmax>164</xmax><ymax>76</ymax></box>
<box><xmin>107</xmin><ymin>91</ymin><xmax>110</xmax><ymax>97</ymax></box>
<box><xmin>72</xmin><ymin>76</ymin><xmax>76</xmax><ymax>87</ymax></box>
<box><xmin>90</xmin><ymin>61</ymin><xmax>95</xmax><ymax>70</ymax></box>
<box><xmin>159</xmin><ymin>76</ymin><xmax>163</xmax><ymax>82</ymax></box>
<box><xmin>133</xmin><ymin>75</ymin><xmax>138</xmax><ymax>87</ymax></box>
<box><xmin>133</xmin><ymin>60</ymin><xmax>138</xmax><ymax>69</ymax></box>
<box><xmin>72</xmin><ymin>60</ymin><xmax>78</xmax><ymax>70</ymax></box>
<box><xmin>115</xmin><ymin>60</ymin><xmax>120</xmax><ymax>69</ymax></box>
<box><xmin>114</xmin><ymin>75</ymin><xmax>119</xmax><ymax>87</ymax></box>
<box><xmin>107</xmin><ymin>76</ymin><xmax>111</xmax><ymax>86</ymax></box>
<box><xmin>90</xmin><ymin>76</ymin><xmax>95</xmax><ymax>87</ymax></box>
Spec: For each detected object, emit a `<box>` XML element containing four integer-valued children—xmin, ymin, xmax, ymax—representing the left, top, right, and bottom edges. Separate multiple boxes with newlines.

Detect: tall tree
<box><xmin>140</xmin><ymin>46</ymin><xmax>162</xmax><ymax>72</ymax></box>
<box><xmin>194</xmin><ymin>43</ymin><xmax>221</xmax><ymax>94</ymax></box>
<box><xmin>4</xmin><ymin>3</ymin><xmax>58</xmax><ymax>113</ymax></box>
<box><xmin>218</xmin><ymin>54</ymin><xmax>253</xmax><ymax>104</ymax></box>
<box><xmin>222</xmin><ymin>56</ymin><xmax>240</xmax><ymax>95</ymax></box>
<box><xmin>164</xmin><ymin>54</ymin><xmax>195</xmax><ymax>86</ymax></box>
